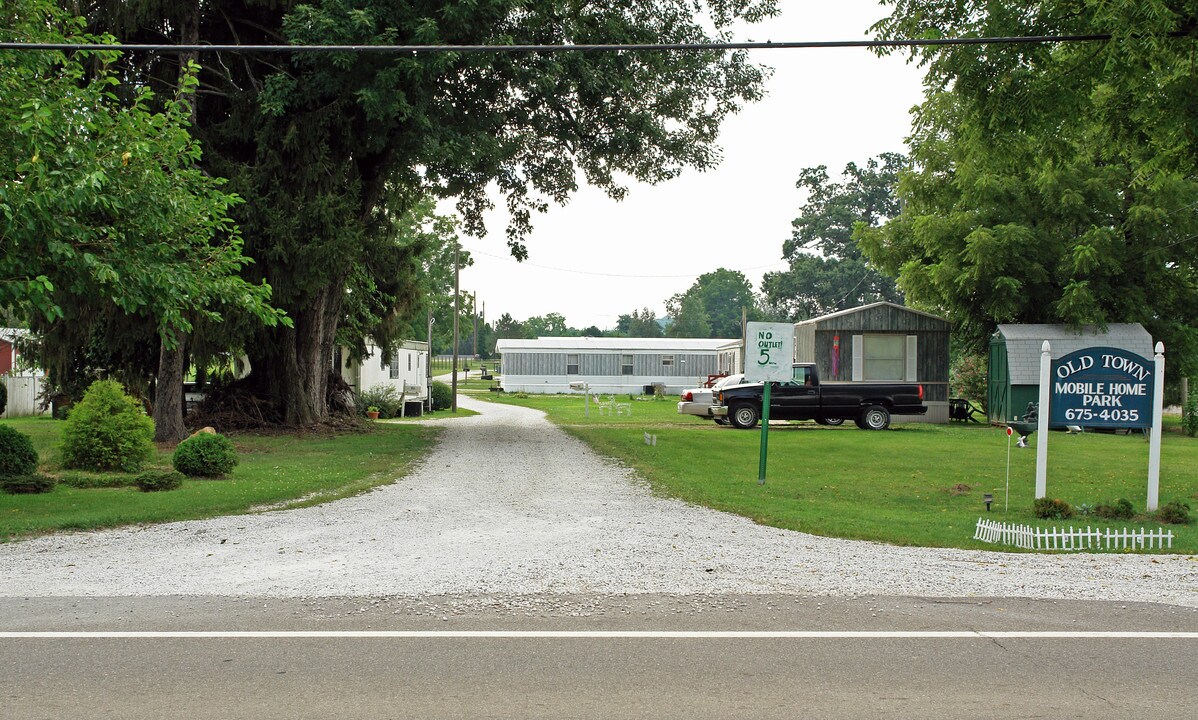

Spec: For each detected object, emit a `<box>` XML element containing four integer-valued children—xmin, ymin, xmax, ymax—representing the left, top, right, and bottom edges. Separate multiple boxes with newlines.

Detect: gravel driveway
<box><xmin>1</xmin><ymin>396</ymin><xmax>1195</xmax><ymax>605</ymax></box>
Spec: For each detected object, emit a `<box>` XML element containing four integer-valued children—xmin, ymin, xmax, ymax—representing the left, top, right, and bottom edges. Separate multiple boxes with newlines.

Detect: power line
<box><xmin>472</xmin><ymin>250</ymin><xmax>786</xmax><ymax>279</ymax></box>
<box><xmin>0</xmin><ymin>33</ymin><xmax>1137</xmax><ymax>55</ymax></box>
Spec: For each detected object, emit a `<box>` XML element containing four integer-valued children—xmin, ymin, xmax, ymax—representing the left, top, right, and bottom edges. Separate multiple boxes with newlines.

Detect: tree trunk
<box><xmin>153</xmin><ymin>340</ymin><xmax>188</xmax><ymax>442</ymax></box>
<box><xmin>152</xmin><ymin>1</ymin><xmax>200</xmax><ymax>444</ymax></box>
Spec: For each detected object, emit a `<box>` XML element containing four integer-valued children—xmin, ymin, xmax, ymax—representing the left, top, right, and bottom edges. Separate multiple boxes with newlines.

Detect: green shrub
<box><xmin>430</xmin><ymin>380</ymin><xmax>453</xmax><ymax>410</ymax></box>
<box><xmin>1157</xmin><ymin>500</ymin><xmax>1191</xmax><ymax>525</ymax></box>
<box><xmin>59</xmin><ymin>380</ymin><xmax>154</xmax><ymax>472</ymax></box>
<box><xmin>58</xmin><ymin>471</ymin><xmax>136</xmax><ymax>489</ymax></box>
<box><xmin>1033</xmin><ymin>497</ymin><xmax>1073</xmax><ymax>520</ymax></box>
<box><xmin>1094</xmin><ymin>498</ymin><xmax>1135</xmax><ymax>520</ymax></box>
<box><xmin>0</xmin><ymin>424</ymin><xmax>38</xmax><ymax>476</ymax></box>
<box><xmin>950</xmin><ymin>353</ymin><xmax>988</xmax><ymax>411</ymax></box>
<box><xmin>172</xmin><ymin>432</ymin><xmax>238</xmax><ymax>477</ymax></box>
<box><xmin>135</xmin><ymin>469</ymin><xmax>185</xmax><ymax>492</ymax></box>
<box><xmin>1</xmin><ymin>473</ymin><xmax>56</xmax><ymax>494</ymax></box>
<box><xmin>1183</xmin><ymin>389</ymin><xmax>1198</xmax><ymax>438</ymax></box>
<box><xmin>358</xmin><ymin>384</ymin><xmax>403</xmax><ymax>418</ymax></box>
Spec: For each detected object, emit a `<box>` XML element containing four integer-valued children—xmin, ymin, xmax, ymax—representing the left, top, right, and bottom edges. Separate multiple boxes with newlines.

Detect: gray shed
<box><xmin>793</xmin><ymin>302</ymin><xmax>952</xmax><ymax>423</ymax></box>
<box><xmin>987</xmin><ymin>323</ymin><xmax>1154</xmax><ymax>423</ymax></box>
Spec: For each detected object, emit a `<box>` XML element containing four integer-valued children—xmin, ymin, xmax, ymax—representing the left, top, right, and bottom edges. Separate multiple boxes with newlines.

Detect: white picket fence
<box><xmin>974</xmin><ymin>518</ymin><xmax>1174</xmax><ymax>551</ymax></box>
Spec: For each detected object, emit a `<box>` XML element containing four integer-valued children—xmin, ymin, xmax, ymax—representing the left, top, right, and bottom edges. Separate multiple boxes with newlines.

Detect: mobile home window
<box><xmin>863</xmin><ymin>335</ymin><xmax>905</xmax><ymax>381</ymax></box>
<box><xmin>389</xmin><ymin>350</ymin><xmax>400</xmax><ymax>379</ymax></box>
<box><xmin>621</xmin><ymin>354</ymin><xmax>634</xmax><ymax>375</ymax></box>
<box><xmin>662</xmin><ymin>354</ymin><xmax>674</xmax><ymax>367</ymax></box>
<box><xmin>408</xmin><ymin>354</ymin><xmax>412</xmax><ymax>371</ymax></box>
<box><xmin>567</xmin><ymin>354</ymin><xmax>580</xmax><ymax>374</ymax></box>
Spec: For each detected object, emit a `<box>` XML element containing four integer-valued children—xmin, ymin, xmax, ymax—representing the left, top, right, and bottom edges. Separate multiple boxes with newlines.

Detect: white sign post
<box><xmin>745</xmin><ymin>322</ymin><xmax>795</xmax><ymax>485</ymax></box>
<box><xmin>1035</xmin><ymin>341</ymin><xmax>1051</xmax><ymax>499</ymax></box>
<box><xmin>1148</xmin><ymin>342</ymin><xmax>1165</xmax><ymax>511</ymax></box>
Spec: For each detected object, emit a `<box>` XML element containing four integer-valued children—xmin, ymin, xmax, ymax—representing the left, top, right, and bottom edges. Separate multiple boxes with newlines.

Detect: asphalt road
<box><xmin>3</xmin><ymin>595</ymin><xmax>1196</xmax><ymax>719</ymax></box>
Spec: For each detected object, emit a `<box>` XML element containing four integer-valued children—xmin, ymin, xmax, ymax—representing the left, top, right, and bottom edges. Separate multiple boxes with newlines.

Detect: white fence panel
<box><xmin>974</xmin><ymin>518</ymin><xmax>1173</xmax><ymax>552</ymax></box>
<box><xmin>1</xmin><ymin>375</ymin><xmax>47</xmax><ymax>418</ymax></box>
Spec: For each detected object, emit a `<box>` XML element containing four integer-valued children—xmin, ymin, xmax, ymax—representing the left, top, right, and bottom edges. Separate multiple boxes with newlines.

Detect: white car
<box><xmin>677</xmin><ymin>373</ymin><xmax>745</xmax><ymax>424</ymax></box>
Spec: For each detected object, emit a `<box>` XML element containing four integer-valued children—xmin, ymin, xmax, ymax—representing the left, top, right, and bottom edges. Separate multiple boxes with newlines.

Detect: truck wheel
<box><xmin>714</xmin><ymin>417</ymin><xmax>730</xmax><ymax>426</ymax></box>
<box><xmin>815</xmin><ymin>417</ymin><xmax>845</xmax><ymax>426</ymax></box>
<box><xmin>729</xmin><ymin>403</ymin><xmax>760</xmax><ymax>429</ymax></box>
<box><xmin>860</xmin><ymin>405</ymin><xmax>891</xmax><ymax>430</ymax></box>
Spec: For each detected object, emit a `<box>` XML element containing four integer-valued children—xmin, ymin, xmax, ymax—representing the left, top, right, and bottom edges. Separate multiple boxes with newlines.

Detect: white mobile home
<box><xmin>338</xmin><ymin>339</ymin><xmax>429</xmax><ymax>414</ymax></box>
<box><xmin>496</xmin><ymin>337</ymin><xmax>736</xmax><ymax>395</ymax></box>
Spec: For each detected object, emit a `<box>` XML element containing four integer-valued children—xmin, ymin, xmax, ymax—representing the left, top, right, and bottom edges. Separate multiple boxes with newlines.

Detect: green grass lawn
<box><xmin>1</xmin><ymin>417</ymin><xmax>442</xmax><ymax>541</ymax></box>
<box><xmin>479</xmin><ymin>391</ymin><xmax>1198</xmax><ymax>552</ymax></box>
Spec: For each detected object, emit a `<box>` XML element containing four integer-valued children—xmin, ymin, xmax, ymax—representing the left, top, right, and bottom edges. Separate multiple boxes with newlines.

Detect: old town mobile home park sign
<box><xmin>1049</xmin><ymin>346</ymin><xmax>1154</xmax><ymax>429</ymax></box>
<box><xmin>1031</xmin><ymin>341</ymin><xmax>1166</xmax><ymax>511</ymax></box>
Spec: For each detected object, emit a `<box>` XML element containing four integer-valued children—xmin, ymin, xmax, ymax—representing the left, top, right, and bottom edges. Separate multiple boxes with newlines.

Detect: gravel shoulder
<box><xmin>1</xmin><ymin>396</ymin><xmax>1194</xmax><ymax>605</ymax></box>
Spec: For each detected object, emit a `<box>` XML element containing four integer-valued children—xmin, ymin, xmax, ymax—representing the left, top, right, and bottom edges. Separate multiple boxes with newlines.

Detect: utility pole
<box><xmin>451</xmin><ymin>240</ymin><xmax>460</xmax><ymax>412</ymax></box>
<box><xmin>426</xmin><ymin>308</ymin><xmax>434</xmax><ymax>413</ymax></box>
<box><xmin>472</xmin><ymin>292</ymin><xmax>478</xmax><ymax>361</ymax></box>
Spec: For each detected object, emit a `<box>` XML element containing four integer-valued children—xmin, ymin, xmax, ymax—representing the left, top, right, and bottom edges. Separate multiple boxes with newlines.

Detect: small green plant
<box><xmin>0</xmin><ymin>424</ymin><xmax>38</xmax><ymax>476</ymax></box>
<box><xmin>59</xmin><ymin>379</ymin><xmax>154</xmax><ymax>472</ymax></box>
<box><xmin>1183</xmin><ymin>389</ymin><xmax>1198</xmax><ymax>438</ymax></box>
<box><xmin>1157</xmin><ymin>500</ymin><xmax>1191</xmax><ymax>525</ymax></box>
<box><xmin>1075</xmin><ymin>502</ymin><xmax>1094</xmax><ymax>517</ymax></box>
<box><xmin>1033</xmin><ymin>497</ymin><xmax>1073</xmax><ymax>520</ymax></box>
<box><xmin>1</xmin><ymin>473</ymin><xmax>56</xmax><ymax>494</ymax></box>
<box><xmin>172</xmin><ymin>432</ymin><xmax>238</xmax><ymax>477</ymax></box>
<box><xmin>358</xmin><ymin>384</ymin><xmax>403</xmax><ymax>418</ymax></box>
<box><xmin>135</xmin><ymin>469</ymin><xmax>185</xmax><ymax>492</ymax></box>
<box><xmin>430</xmin><ymin>380</ymin><xmax>453</xmax><ymax>410</ymax></box>
<box><xmin>1095</xmin><ymin>498</ymin><xmax>1135</xmax><ymax>520</ymax></box>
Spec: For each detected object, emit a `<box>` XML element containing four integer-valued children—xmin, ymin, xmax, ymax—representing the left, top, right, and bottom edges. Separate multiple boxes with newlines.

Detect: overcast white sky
<box><xmin>456</xmin><ymin>1</ymin><xmax>927</xmax><ymax>331</ymax></box>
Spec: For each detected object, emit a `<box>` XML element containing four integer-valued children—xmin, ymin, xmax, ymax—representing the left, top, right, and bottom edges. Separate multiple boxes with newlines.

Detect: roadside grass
<box><xmin>479</xmin><ymin>392</ymin><xmax>1198</xmax><ymax>552</ymax></box>
<box><xmin>0</xmin><ymin>417</ymin><xmax>441</xmax><ymax>541</ymax></box>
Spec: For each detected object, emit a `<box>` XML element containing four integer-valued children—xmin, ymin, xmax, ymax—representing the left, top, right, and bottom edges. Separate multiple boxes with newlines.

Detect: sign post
<box><xmin>1004</xmin><ymin>425</ymin><xmax>1013</xmax><ymax>512</ymax></box>
<box><xmin>744</xmin><ymin>322</ymin><xmax>795</xmax><ymax>486</ymax></box>
<box><xmin>1148</xmin><ymin>343</ymin><xmax>1165</xmax><ymax>511</ymax></box>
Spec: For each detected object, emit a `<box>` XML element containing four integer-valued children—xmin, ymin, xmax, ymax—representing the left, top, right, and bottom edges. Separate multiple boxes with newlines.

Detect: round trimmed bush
<box><xmin>172</xmin><ymin>432</ymin><xmax>238</xmax><ymax>477</ymax></box>
<box><xmin>1157</xmin><ymin>500</ymin><xmax>1191</xmax><ymax>525</ymax></box>
<box><xmin>135</xmin><ymin>469</ymin><xmax>185</xmax><ymax>492</ymax></box>
<box><xmin>1033</xmin><ymin>497</ymin><xmax>1073</xmax><ymax>520</ymax></box>
<box><xmin>1</xmin><ymin>473</ymin><xmax>56</xmax><ymax>494</ymax></box>
<box><xmin>59</xmin><ymin>380</ymin><xmax>154</xmax><ymax>473</ymax></box>
<box><xmin>0</xmin><ymin>424</ymin><xmax>38</xmax><ymax>476</ymax></box>
<box><xmin>430</xmin><ymin>380</ymin><xmax>453</xmax><ymax>410</ymax></box>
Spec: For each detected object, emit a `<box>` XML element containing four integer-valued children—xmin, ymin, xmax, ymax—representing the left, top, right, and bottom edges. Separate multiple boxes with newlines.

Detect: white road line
<box><xmin>2</xmin><ymin>631</ymin><xmax>1195</xmax><ymax>639</ymax></box>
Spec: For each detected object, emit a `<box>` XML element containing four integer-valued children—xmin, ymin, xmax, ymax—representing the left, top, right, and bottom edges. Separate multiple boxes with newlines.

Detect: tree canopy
<box><xmin>79</xmin><ymin>0</ymin><xmax>780</xmax><ymax>424</ymax></box>
<box><xmin>665</xmin><ymin>268</ymin><xmax>758</xmax><ymax>337</ymax></box>
<box><xmin>1</xmin><ymin>0</ymin><xmax>283</xmax><ymax>345</ymax></box>
<box><xmin>762</xmin><ymin>155</ymin><xmax>904</xmax><ymax>321</ymax></box>
<box><xmin>859</xmin><ymin>0</ymin><xmax>1198</xmax><ymax>373</ymax></box>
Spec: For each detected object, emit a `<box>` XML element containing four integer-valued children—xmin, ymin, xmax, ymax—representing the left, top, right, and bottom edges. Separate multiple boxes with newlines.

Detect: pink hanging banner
<box><xmin>832</xmin><ymin>334</ymin><xmax>840</xmax><ymax>379</ymax></box>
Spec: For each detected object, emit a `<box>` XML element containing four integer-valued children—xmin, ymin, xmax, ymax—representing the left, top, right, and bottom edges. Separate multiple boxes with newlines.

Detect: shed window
<box><xmin>621</xmin><ymin>354</ymin><xmax>634</xmax><ymax>375</ymax></box>
<box><xmin>662</xmin><ymin>355</ymin><xmax>674</xmax><ymax>367</ymax></box>
<box><xmin>567</xmin><ymin>354</ymin><xmax>580</xmax><ymax>374</ymax></box>
<box><xmin>862</xmin><ymin>335</ymin><xmax>905</xmax><ymax>381</ymax></box>
<box><xmin>390</xmin><ymin>350</ymin><xmax>400</xmax><ymax>379</ymax></box>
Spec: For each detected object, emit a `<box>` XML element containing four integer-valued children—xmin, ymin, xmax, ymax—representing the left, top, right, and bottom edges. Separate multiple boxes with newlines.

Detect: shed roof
<box><xmin>994</xmin><ymin>324</ymin><xmax>1154</xmax><ymax>385</ymax></box>
<box><xmin>795</xmin><ymin>301</ymin><xmax>949</xmax><ymax>327</ymax></box>
<box><xmin>496</xmin><ymin>337</ymin><xmax>734</xmax><ymax>353</ymax></box>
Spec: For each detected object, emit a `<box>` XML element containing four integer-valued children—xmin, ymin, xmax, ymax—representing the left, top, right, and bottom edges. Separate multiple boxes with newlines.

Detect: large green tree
<box><xmin>83</xmin><ymin>0</ymin><xmax>779</xmax><ymax>424</ymax></box>
<box><xmin>2</xmin><ymin>0</ymin><xmax>284</xmax><ymax>432</ymax></box>
<box><xmin>859</xmin><ymin>1</ymin><xmax>1198</xmax><ymax>373</ymax></box>
<box><xmin>665</xmin><ymin>268</ymin><xmax>758</xmax><ymax>338</ymax></box>
<box><xmin>762</xmin><ymin>154</ymin><xmax>904</xmax><ymax>321</ymax></box>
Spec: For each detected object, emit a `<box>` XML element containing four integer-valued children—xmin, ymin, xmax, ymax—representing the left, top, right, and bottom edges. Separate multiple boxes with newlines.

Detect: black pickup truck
<box><xmin>712</xmin><ymin>363</ymin><xmax>926</xmax><ymax>430</ymax></box>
